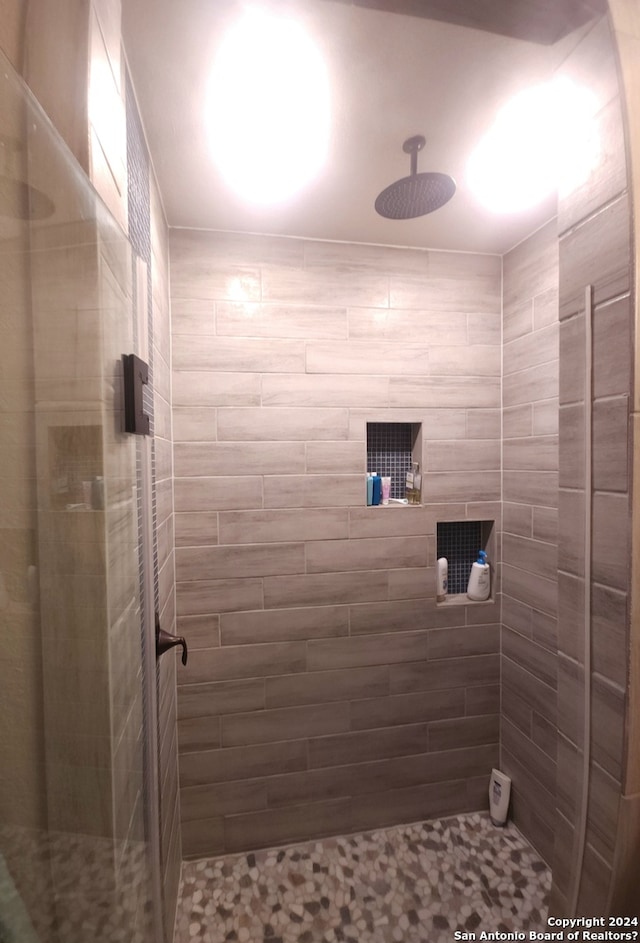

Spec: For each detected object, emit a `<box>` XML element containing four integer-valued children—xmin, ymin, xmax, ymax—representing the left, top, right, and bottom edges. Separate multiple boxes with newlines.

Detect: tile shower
<box><xmin>1</xmin><ymin>2</ymin><xmax>638</xmax><ymax>941</ymax></box>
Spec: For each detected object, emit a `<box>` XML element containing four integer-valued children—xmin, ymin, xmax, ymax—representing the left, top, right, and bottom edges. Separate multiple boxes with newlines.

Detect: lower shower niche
<box><xmin>436</xmin><ymin>519</ymin><xmax>495</xmax><ymax>604</ymax></box>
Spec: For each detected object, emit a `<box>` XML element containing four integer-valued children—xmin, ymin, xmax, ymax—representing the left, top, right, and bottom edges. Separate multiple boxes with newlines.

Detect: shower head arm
<box><xmin>403</xmin><ymin>134</ymin><xmax>426</xmax><ymax>176</ymax></box>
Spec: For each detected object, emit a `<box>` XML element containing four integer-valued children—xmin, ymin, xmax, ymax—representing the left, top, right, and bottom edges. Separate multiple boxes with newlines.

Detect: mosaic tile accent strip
<box><xmin>437</xmin><ymin>521</ymin><xmax>483</xmax><ymax>594</ymax></box>
<box><xmin>366</xmin><ymin>422</ymin><xmax>413</xmax><ymax>500</ymax></box>
<box><xmin>174</xmin><ymin>812</ymin><xmax>550</xmax><ymax>943</ymax></box>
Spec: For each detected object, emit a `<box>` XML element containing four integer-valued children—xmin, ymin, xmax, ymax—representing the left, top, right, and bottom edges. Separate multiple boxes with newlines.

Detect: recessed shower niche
<box><xmin>436</xmin><ymin>519</ymin><xmax>495</xmax><ymax>602</ymax></box>
<box><xmin>366</xmin><ymin>421</ymin><xmax>421</xmax><ymax>502</ymax></box>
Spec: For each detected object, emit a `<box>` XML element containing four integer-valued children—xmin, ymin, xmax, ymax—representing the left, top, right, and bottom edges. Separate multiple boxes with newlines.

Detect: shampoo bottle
<box><xmin>366</xmin><ymin>474</ymin><xmax>373</xmax><ymax>506</ymax></box>
<box><xmin>371</xmin><ymin>473</ymin><xmax>382</xmax><ymax>506</ymax></box>
<box><xmin>467</xmin><ymin>550</ymin><xmax>490</xmax><ymax>601</ymax></box>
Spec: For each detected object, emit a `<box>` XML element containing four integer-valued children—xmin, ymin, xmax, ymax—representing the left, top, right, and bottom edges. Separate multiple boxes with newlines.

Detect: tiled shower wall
<box><xmin>553</xmin><ymin>15</ymin><xmax>632</xmax><ymax>915</ymax></box>
<box><xmin>170</xmin><ymin>230</ymin><xmax>503</xmax><ymax>857</ymax></box>
<box><xmin>500</xmin><ymin>218</ymin><xmax>559</xmax><ymax>866</ymax></box>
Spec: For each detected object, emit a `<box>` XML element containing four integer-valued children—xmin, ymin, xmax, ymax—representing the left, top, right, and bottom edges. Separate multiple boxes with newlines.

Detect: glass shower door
<box><xmin>0</xmin><ymin>49</ymin><xmax>162</xmax><ymax>943</ymax></box>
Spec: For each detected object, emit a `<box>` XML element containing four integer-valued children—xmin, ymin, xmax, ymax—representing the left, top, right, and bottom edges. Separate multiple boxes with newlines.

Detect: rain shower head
<box><xmin>375</xmin><ymin>135</ymin><xmax>455</xmax><ymax>220</ymax></box>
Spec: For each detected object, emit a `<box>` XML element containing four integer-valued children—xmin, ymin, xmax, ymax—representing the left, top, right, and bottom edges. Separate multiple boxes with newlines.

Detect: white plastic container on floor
<box><xmin>467</xmin><ymin>550</ymin><xmax>490</xmax><ymax>601</ymax></box>
<box><xmin>489</xmin><ymin>768</ymin><xmax>511</xmax><ymax>826</ymax></box>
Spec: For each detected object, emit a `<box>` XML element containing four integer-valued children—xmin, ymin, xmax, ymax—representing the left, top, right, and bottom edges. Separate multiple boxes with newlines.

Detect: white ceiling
<box><xmin>122</xmin><ymin>0</ymin><xmax>591</xmax><ymax>254</ymax></box>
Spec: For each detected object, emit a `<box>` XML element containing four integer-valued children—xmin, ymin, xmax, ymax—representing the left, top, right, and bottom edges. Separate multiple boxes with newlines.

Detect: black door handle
<box><xmin>155</xmin><ymin>615</ymin><xmax>188</xmax><ymax>666</ymax></box>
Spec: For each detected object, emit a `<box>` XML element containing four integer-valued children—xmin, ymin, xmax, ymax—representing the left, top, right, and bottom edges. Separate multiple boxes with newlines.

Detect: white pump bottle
<box><xmin>467</xmin><ymin>550</ymin><xmax>490</xmax><ymax>601</ymax></box>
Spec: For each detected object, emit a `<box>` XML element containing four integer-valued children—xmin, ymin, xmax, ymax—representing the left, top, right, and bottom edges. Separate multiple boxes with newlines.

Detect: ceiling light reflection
<box><xmin>206</xmin><ymin>8</ymin><xmax>330</xmax><ymax>206</ymax></box>
<box><xmin>467</xmin><ymin>78</ymin><xmax>599</xmax><ymax>213</ymax></box>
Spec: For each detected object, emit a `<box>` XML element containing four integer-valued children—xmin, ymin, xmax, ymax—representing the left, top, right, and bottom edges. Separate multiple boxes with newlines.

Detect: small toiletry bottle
<box><xmin>371</xmin><ymin>472</ymin><xmax>382</xmax><ymax>506</ymax></box>
<box><xmin>467</xmin><ymin>550</ymin><xmax>490</xmax><ymax>600</ymax></box>
<box><xmin>405</xmin><ymin>463</ymin><xmax>416</xmax><ymax>503</ymax></box>
<box><xmin>366</xmin><ymin>474</ymin><xmax>373</xmax><ymax>506</ymax></box>
<box><xmin>381</xmin><ymin>476</ymin><xmax>391</xmax><ymax>505</ymax></box>
<box><xmin>436</xmin><ymin>557</ymin><xmax>448</xmax><ymax>602</ymax></box>
<box><xmin>413</xmin><ymin>463</ymin><xmax>422</xmax><ymax>505</ymax></box>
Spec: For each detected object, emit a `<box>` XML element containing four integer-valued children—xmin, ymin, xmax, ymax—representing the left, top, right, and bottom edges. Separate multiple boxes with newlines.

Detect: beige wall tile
<box><xmin>179</xmin><ymin>739</ymin><xmax>307</xmax><ymax>787</ymax></box>
<box><xmin>428</xmin><ymin>714</ymin><xmax>499</xmax><ymax>752</ymax></box>
<box><xmin>173</xmin><ymin>372</ymin><xmax>261</xmax><ymax>407</ymax></box>
<box><xmin>593</xmin><ymin>296</ymin><xmax>632</xmax><ymax>399</ymax></box>
<box><xmin>387</xmin><ymin>566</ymin><xmax>435</xmax><ymax>600</ymax></box>
<box><xmin>389</xmin><ymin>376</ymin><xmax>500</xmax><ymax>409</ymax></box>
<box><xmin>503</xmin><ymin>404</ymin><xmax>533</xmax><ymax>439</ymax></box>
<box><xmin>262</xmin><ymin>265</ymin><xmax>389</xmax><ymax>308</ymax></box>
<box><xmin>307</xmin><ymin>630</ymin><xmax>433</xmax><ymax>672</ymax></box>
<box><xmin>217</xmin><ymin>406</ymin><xmax>349</xmax><ymax>441</ymax></box>
<box><xmin>306</xmin><ymin>536</ymin><xmax>428</xmax><ymax>573</ymax></box>
<box><xmin>503</xmin><ymin>471</ymin><xmax>558</xmax><ymax>508</ymax></box>
<box><xmin>592</xmin><ymin>396</ymin><xmax>629</xmax><ymax>492</ymax></box>
<box><xmin>176</xmin><ymin>543</ymin><xmax>304</xmax><ymax>581</ymax></box>
<box><xmin>175</xmin><ymin>442</ymin><xmax>305</xmax><ymax>477</ymax></box>
<box><xmin>426</xmin><ymin>440</ymin><xmax>500</xmax><ymax>472</ymax></box>
<box><xmin>427</xmin><ymin>624</ymin><xmax>500</xmax><ymax>660</ymax></box>
<box><xmin>305</xmin><ymin>441</ymin><xmax>366</xmax><ymax>474</ymax></box>
<box><xmin>308</xmin><ymin>723</ymin><xmax>428</xmax><ymax>769</ymax></box>
<box><xmin>465</xmin><ymin>408</ymin><xmax>500</xmax><ymax>439</ymax></box>
<box><xmin>502</xmin><ymin>626</ymin><xmax>557</xmax><ymax>689</ymax></box>
<box><xmin>173</xmin><ymin>335</ymin><xmax>305</xmax><ymax>373</ymax></box>
<box><xmin>174</xmin><ymin>477</ymin><xmax>263</xmax><ymax>512</ymax></box>
<box><xmin>173</xmin><ymin>407</ymin><xmax>216</xmax><ymax>442</ymax></box>
<box><xmin>224</xmin><ymin>799</ymin><xmax>353</xmax><ymax>854</ymax></box>
<box><xmin>306</xmin><ymin>341</ymin><xmax>430</xmax><ymax>376</ymax></box>
<box><xmin>348</xmin><ymin>307</ymin><xmax>467</xmax><ymax>343</ymax></box>
<box><xmin>178</xmin><ymin>678</ymin><xmax>265</xmax><ymax>720</ymax></box>
<box><xmin>348</xmin><ymin>506</ymin><xmax>434</xmax><ymax>539</ymax></box>
<box><xmin>174</xmin><ymin>511</ymin><xmax>219</xmax><ymax>548</ymax></box>
<box><xmin>171</xmin><ymin>298</ymin><xmax>215</xmax><ymax>335</ymax></box>
<box><xmin>176</xmin><ymin>614</ymin><xmax>220</xmax><ymax>650</ymax></box>
<box><xmin>222</xmin><ymin>702</ymin><xmax>349</xmax><ymax>747</ymax></box>
<box><xmin>421</xmin><ymin>471</ymin><xmax>500</xmax><ymax>503</ymax></box>
<box><xmin>503</xmin><ymin>359</ymin><xmax>559</xmax><ymax>407</ymax></box>
<box><xmin>177</xmin><ymin>715</ymin><xmax>221</xmax><ymax>752</ymax></box>
<box><xmin>262</xmin><ymin>373</ymin><xmax>389</xmax><ymax>408</ymax></box>
<box><xmin>266</xmin><ymin>665</ymin><xmax>389</xmax><ymax>708</ymax></box>
<box><xmin>349</xmin><ymin>599</ymin><xmax>463</xmax><ymax>636</ymax></box>
<box><xmin>220</xmin><ymin>508</ymin><xmax>349</xmax><ymax>544</ymax></box>
<box><xmin>503</xmin><ymin>502</ymin><xmax>533</xmax><ymax>537</ymax></box>
<box><xmin>263</xmin><ymin>474</ymin><xmax>363</xmax><ymax>508</ymax></box>
<box><xmin>220</xmin><ymin>606</ymin><xmax>348</xmax><ymax>645</ymax></box>
<box><xmin>504</xmin><ymin>323</ymin><xmax>558</xmax><ymax>377</ymax></box>
<box><xmin>179</xmin><ymin>640</ymin><xmax>306</xmax><ymax>686</ymax></box>
<box><xmin>264</xmin><ymin>570</ymin><xmax>389</xmax><ymax>609</ymax></box>
<box><xmin>350</xmin><ymin>689</ymin><xmax>465</xmax><ymax>731</ymax></box>
<box><xmin>503</xmin><ymin>436</ymin><xmax>557</xmax><ymax>472</ymax></box>
<box><xmin>216</xmin><ymin>301</ymin><xmax>348</xmax><ymax>338</ymax></box>
<box><xmin>176</xmin><ymin>578</ymin><xmax>263</xmax><ymax>617</ymax></box>
<box><xmin>181</xmin><ymin>780</ymin><xmax>266</xmax><ymax>822</ymax></box>
<box><xmin>592</xmin><ymin>492</ymin><xmax>630</xmax><ymax>591</ymax></box>
<box><xmin>350</xmin><ymin>780</ymin><xmax>470</xmax><ymax>833</ymax></box>
<box><xmin>559</xmin><ymin>192</ymin><xmax>630</xmax><ymax>319</ymax></box>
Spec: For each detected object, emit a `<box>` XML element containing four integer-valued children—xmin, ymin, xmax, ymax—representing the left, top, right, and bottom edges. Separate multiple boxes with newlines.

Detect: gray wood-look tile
<box><xmin>178</xmin><ymin>640</ymin><xmax>306</xmax><ymax>685</ymax></box>
<box><xmin>592</xmin><ymin>396</ymin><xmax>629</xmax><ymax>492</ymax></box>
<box><xmin>174</xmin><ymin>477</ymin><xmax>263</xmax><ymax>512</ymax></box>
<box><xmin>503</xmin><ymin>436</ymin><xmax>558</xmax><ymax>472</ymax></box>
<box><xmin>263</xmin><ymin>474</ymin><xmax>364</xmax><ymax>508</ymax></box>
<box><xmin>173</xmin><ymin>371</ymin><xmax>261</xmax><ymax>408</ymax></box>
<box><xmin>349</xmin><ymin>689</ymin><xmax>466</xmax><ymax>731</ymax></box>
<box><xmin>266</xmin><ymin>665</ymin><xmax>390</xmax><ymax>708</ymax></box>
<box><xmin>180</xmin><ymin>780</ymin><xmax>267</xmax><ymax>822</ymax></box>
<box><xmin>350</xmin><ymin>779</ymin><xmax>471</xmax><ymax>832</ymax></box>
<box><xmin>308</xmin><ymin>723</ymin><xmax>428</xmax><ymax>769</ymax></box>
<box><xmin>592</xmin><ymin>492</ymin><xmax>630</xmax><ymax>591</ymax></box>
<box><xmin>427</xmin><ymin>623</ymin><xmax>500</xmax><ymax>660</ymax></box>
<box><xmin>593</xmin><ymin>295</ymin><xmax>632</xmax><ymax>399</ymax></box>
<box><xmin>389</xmin><ymin>376</ymin><xmax>501</xmax><ymax>409</ymax></box>
<box><xmin>559</xmin><ymin>193</ymin><xmax>630</xmax><ymax>320</ymax></box>
<box><xmin>219</xmin><ymin>508</ymin><xmax>348</xmax><ymax>544</ymax></box>
<box><xmin>428</xmin><ymin>714</ymin><xmax>499</xmax><ymax>752</ymax></box>
<box><xmin>175</xmin><ymin>442</ymin><xmax>305</xmax><ymax>478</ymax></box>
<box><xmin>349</xmin><ymin>598</ymin><xmax>464</xmax><ymax>636</ymax></box>
<box><xmin>264</xmin><ymin>570</ymin><xmax>389</xmax><ymax>609</ymax></box>
<box><xmin>224</xmin><ymin>799</ymin><xmax>353</xmax><ymax>854</ymax></box>
<box><xmin>179</xmin><ymin>739</ymin><xmax>308</xmax><ymax>787</ymax></box>
<box><xmin>502</xmin><ymin>626</ymin><xmax>557</xmax><ymax>688</ymax></box>
<box><xmin>220</xmin><ymin>605</ymin><xmax>348</xmax><ymax>645</ymax></box>
<box><xmin>389</xmin><ymin>654</ymin><xmax>500</xmax><ymax>695</ymax></box>
<box><xmin>306</xmin><ymin>535</ymin><xmax>428</xmax><ymax>574</ymax></box>
<box><xmin>591</xmin><ymin>583</ymin><xmax>628</xmax><ymax>688</ymax></box>
<box><xmin>176</xmin><ymin>542</ymin><xmax>304</xmax><ymax>581</ymax></box>
<box><xmin>222</xmin><ymin>702</ymin><xmax>350</xmax><ymax>747</ymax></box>
<box><xmin>307</xmin><ymin>630</ymin><xmax>431</xmax><ymax>672</ymax></box>
<box><xmin>176</xmin><ymin>577</ymin><xmax>264</xmax><ymax>617</ymax></box>
<box><xmin>177</xmin><ymin>678</ymin><xmax>265</xmax><ymax>720</ymax></box>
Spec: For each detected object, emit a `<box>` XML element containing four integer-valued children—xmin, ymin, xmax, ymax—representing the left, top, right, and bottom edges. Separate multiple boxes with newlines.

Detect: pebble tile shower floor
<box><xmin>174</xmin><ymin>812</ymin><xmax>550</xmax><ymax>943</ymax></box>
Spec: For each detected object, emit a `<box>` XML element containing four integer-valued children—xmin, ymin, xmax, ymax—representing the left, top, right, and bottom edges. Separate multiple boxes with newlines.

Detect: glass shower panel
<box><xmin>0</xmin><ymin>49</ymin><xmax>161</xmax><ymax>942</ymax></box>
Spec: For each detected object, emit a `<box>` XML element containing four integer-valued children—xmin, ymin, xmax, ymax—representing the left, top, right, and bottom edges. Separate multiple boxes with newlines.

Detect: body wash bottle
<box><xmin>467</xmin><ymin>550</ymin><xmax>490</xmax><ymax>600</ymax></box>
